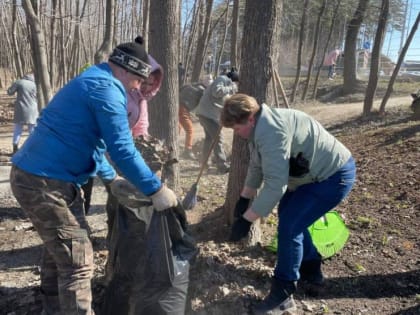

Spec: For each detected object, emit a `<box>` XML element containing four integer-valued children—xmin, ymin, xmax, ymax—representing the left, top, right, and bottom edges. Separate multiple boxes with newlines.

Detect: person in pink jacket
<box><xmin>127</xmin><ymin>54</ymin><xmax>163</xmax><ymax>137</ymax></box>
<box><xmin>324</xmin><ymin>49</ymin><xmax>341</xmax><ymax>80</ymax></box>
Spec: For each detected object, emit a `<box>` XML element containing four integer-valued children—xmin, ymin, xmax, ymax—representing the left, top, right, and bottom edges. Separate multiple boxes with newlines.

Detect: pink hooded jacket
<box><xmin>324</xmin><ymin>49</ymin><xmax>341</xmax><ymax>66</ymax></box>
<box><xmin>127</xmin><ymin>55</ymin><xmax>163</xmax><ymax>137</ymax></box>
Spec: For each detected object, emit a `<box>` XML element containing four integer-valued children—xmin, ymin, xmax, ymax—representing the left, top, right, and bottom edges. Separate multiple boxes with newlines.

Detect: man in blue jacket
<box><xmin>9</xmin><ymin>39</ymin><xmax>178</xmax><ymax>315</ymax></box>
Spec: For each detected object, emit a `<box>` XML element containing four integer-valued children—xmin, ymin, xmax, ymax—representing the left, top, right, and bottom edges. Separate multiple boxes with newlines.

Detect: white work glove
<box><xmin>108</xmin><ymin>176</ymin><xmax>146</xmax><ymax>207</ymax></box>
<box><xmin>150</xmin><ymin>185</ymin><xmax>178</xmax><ymax>211</ymax></box>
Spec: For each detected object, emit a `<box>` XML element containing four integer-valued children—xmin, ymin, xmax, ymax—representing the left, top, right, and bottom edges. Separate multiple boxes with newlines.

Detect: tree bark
<box><xmin>94</xmin><ymin>0</ymin><xmax>115</xmax><ymax>64</ymax></box>
<box><xmin>301</xmin><ymin>0</ymin><xmax>326</xmax><ymax>101</ymax></box>
<box><xmin>191</xmin><ymin>0</ymin><xmax>213</xmax><ymax>82</ymax></box>
<box><xmin>11</xmin><ymin>0</ymin><xmax>23</xmax><ymax>79</ymax></box>
<box><xmin>312</xmin><ymin>0</ymin><xmax>341</xmax><ymax>99</ymax></box>
<box><xmin>290</xmin><ymin>0</ymin><xmax>309</xmax><ymax>103</ymax></box>
<box><xmin>22</xmin><ymin>0</ymin><xmax>52</xmax><ymax>108</ymax></box>
<box><xmin>224</xmin><ymin>0</ymin><xmax>282</xmax><ymax>246</ymax></box>
<box><xmin>230</xmin><ymin>0</ymin><xmax>239</xmax><ymax>69</ymax></box>
<box><xmin>342</xmin><ymin>0</ymin><xmax>370</xmax><ymax>95</ymax></box>
<box><xmin>379</xmin><ymin>12</ymin><xmax>420</xmax><ymax>114</ymax></box>
<box><xmin>363</xmin><ymin>0</ymin><xmax>389</xmax><ymax>116</ymax></box>
<box><xmin>148</xmin><ymin>0</ymin><xmax>180</xmax><ymax>189</ymax></box>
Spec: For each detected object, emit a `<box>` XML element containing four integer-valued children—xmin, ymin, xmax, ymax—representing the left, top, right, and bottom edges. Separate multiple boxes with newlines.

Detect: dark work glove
<box><xmin>234</xmin><ymin>197</ymin><xmax>250</xmax><ymax>218</ymax></box>
<box><xmin>229</xmin><ymin>217</ymin><xmax>252</xmax><ymax>242</ymax></box>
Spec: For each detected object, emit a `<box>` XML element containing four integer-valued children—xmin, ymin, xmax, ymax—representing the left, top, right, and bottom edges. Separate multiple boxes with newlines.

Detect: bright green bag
<box><xmin>266</xmin><ymin>211</ymin><xmax>349</xmax><ymax>259</ymax></box>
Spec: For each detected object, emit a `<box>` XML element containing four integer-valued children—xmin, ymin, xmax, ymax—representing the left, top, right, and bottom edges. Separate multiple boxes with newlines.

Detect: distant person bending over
<box><xmin>7</xmin><ymin>73</ymin><xmax>38</xmax><ymax>154</ymax></box>
<box><xmin>324</xmin><ymin>48</ymin><xmax>341</xmax><ymax>80</ymax></box>
<box><xmin>10</xmin><ymin>37</ymin><xmax>178</xmax><ymax>315</ymax></box>
<box><xmin>178</xmin><ymin>76</ymin><xmax>212</xmax><ymax>160</ymax></box>
<box><xmin>221</xmin><ymin>94</ymin><xmax>356</xmax><ymax>314</ymax></box>
<box><xmin>195</xmin><ymin>68</ymin><xmax>238</xmax><ymax>173</ymax></box>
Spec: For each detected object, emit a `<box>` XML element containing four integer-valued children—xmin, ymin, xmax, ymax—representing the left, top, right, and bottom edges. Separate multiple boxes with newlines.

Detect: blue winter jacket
<box><xmin>11</xmin><ymin>63</ymin><xmax>161</xmax><ymax>196</ymax></box>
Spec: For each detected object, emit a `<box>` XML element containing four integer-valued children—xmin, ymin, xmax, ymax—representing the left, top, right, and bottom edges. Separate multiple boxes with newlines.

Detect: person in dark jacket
<box><xmin>7</xmin><ymin>73</ymin><xmax>38</xmax><ymax>153</ymax></box>
<box><xmin>10</xmin><ymin>38</ymin><xmax>178</xmax><ymax>315</ymax></box>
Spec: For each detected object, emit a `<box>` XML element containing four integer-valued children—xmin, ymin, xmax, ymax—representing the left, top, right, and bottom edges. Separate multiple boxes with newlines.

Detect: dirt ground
<box><xmin>0</xmin><ymin>89</ymin><xmax>419</xmax><ymax>315</ymax></box>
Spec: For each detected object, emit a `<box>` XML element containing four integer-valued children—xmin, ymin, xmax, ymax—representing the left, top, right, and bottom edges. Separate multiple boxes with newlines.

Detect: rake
<box><xmin>182</xmin><ymin>125</ymin><xmax>223</xmax><ymax>210</ymax></box>
<box><xmin>266</xmin><ymin>211</ymin><xmax>350</xmax><ymax>259</ymax></box>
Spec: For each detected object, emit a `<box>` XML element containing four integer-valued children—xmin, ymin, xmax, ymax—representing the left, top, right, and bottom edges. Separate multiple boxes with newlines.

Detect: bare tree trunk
<box><xmin>363</xmin><ymin>0</ymin><xmax>389</xmax><ymax>116</ymax></box>
<box><xmin>148</xmin><ymin>0</ymin><xmax>180</xmax><ymax>189</ymax></box>
<box><xmin>11</xmin><ymin>0</ymin><xmax>23</xmax><ymax>78</ymax></box>
<box><xmin>69</xmin><ymin>0</ymin><xmax>89</xmax><ymax>78</ymax></box>
<box><xmin>342</xmin><ymin>0</ymin><xmax>370</xmax><ymax>95</ymax></box>
<box><xmin>230</xmin><ymin>0</ymin><xmax>239</xmax><ymax>69</ymax></box>
<box><xmin>215</xmin><ymin>1</ymin><xmax>229</xmax><ymax>75</ymax></box>
<box><xmin>22</xmin><ymin>0</ymin><xmax>52</xmax><ymax>108</ymax></box>
<box><xmin>290</xmin><ymin>0</ymin><xmax>309</xmax><ymax>103</ymax></box>
<box><xmin>49</xmin><ymin>0</ymin><xmax>58</xmax><ymax>90</ymax></box>
<box><xmin>183</xmin><ymin>1</ymin><xmax>201</xmax><ymax>83</ymax></box>
<box><xmin>224</xmin><ymin>0</ymin><xmax>282</xmax><ymax>245</ymax></box>
<box><xmin>58</xmin><ymin>0</ymin><xmax>68</xmax><ymax>86</ymax></box>
<box><xmin>379</xmin><ymin>12</ymin><xmax>420</xmax><ymax>114</ymax></box>
<box><xmin>191</xmin><ymin>0</ymin><xmax>213</xmax><ymax>82</ymax></box>
<box><xmin>312</xmin><ymin>0</ymin><xmax>341</xmax><ymax>99</ymax></box>
<box><xmin>301</xmin><ymin>0</ymin><xmax>326</xmax><ymax>101</ymax></box>
<box><xmin>94</xmin><ymin>0</ymin><xmax>115</xmax><ymax>64</ymax></box>
<box><xmin>142</xmin><ymin>0</ymin><xmax>150</xmax><ymax>50</ymax></box>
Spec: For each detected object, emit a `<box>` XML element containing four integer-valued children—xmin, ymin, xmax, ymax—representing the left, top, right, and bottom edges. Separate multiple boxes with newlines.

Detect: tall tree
<box><xmin>224</xmin><ymin>0</ymin><xmax>282</xmax><ymax>244</ymax></box>
<box><xmin>301</xmin><ymin>0</ymin><xmax>326</xmax><ymax>101</ymax></box>
<box><xmin>191</xmin><ymin>0</ymin><xmax>213</xmax><ymax>82</ymax></box>
<box><xmin>230</xmin><ymin>0</ymin><xmax>240</xmax><ymax>69</ymax></box>
<box><xmin>312</xmin><ymin>0</ymin><xmax>341</xmax><ymax>99</ymax></box>
<box><xmin>22</xmin><ymin>0</ymin><xmax>52</xmax><ymax>108</ymax></box>
<box><xmin>94</xmin><ymin>0</ymin><xmax>115</xmax><ymax>64</ymax></box>
<box><xmin>379</xmin><ymin>11</ymin><xmax>420</xmax><ymax>114</ymax></box>
<box><xmin>290</xmin><ymin>0</ymin><xmax>309</xmax><ymax>103</ymax></box>
<box><xmin>342</xmin><ymin>0</ymin><xmax>370</xmax><ymax>94</ymax></box>
<box><xmin>11</xmin><ymin>0</ymin><xmax>23</xmax><ymax>79</ymax></box>
<box><xmin>142</xmin><ymin>0</ymin><xmax>150</xmax><ymax>49</ymax></box>
<box><xmin>363</xmin><ymin>0</ymin><xmax>389</xmax><ymax>116</ymax></box>
<box><xmin>148</xmin><ymin>0</ymin><xmax>181</xmax><ymax>189</ymax></box>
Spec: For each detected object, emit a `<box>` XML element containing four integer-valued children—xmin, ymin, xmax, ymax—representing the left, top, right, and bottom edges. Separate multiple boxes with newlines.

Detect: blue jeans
<box><xmin>274</xmin><ymin>157</ymin><xmax>356</xmax><ymax>281</ymax></box>
<box><xmin>328</xmin><ymin>64</ymin><xmax>336</xmax><ymax>78</ymax></box>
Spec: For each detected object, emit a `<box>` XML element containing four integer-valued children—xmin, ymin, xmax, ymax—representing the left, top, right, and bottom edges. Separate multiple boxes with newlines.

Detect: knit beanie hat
<box><xmin>109</xmin><ymin>36</ymin><xmax>152</xmax><ymax>79</ymax></box>
<box><xmin>227</xmin><ymin>67</ymin><xmax>239</xmax><ymax>82</ymax></box>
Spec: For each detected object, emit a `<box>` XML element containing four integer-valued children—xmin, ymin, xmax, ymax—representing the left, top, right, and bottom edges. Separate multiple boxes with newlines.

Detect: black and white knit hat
<box><xmin>109</xmin><ymin>36</ymin><xmax>151</xmax><ymax>79</ymax></box>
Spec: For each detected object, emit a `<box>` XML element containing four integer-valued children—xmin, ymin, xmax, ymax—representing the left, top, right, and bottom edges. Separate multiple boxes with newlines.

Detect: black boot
<box><xmin>299</xmin><ymin>259</ymin><xmax>324</xmax><ymax>285</ymax></box>
<box><xmin>252</xmin><ymin>278</ymin><xmax>297</xmax><ymax>315</ymax></box>
<box><xmin>13</xmin><ymin>144</ymin><xmax>18</xmax><ymax>154</ymax></box>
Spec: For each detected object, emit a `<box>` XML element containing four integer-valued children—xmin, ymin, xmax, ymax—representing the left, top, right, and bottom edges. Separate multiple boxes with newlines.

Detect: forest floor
<box><xmin>0</xmin><ymin>79</ymin><xmax>419</xmax><ymax>315</ymax></box>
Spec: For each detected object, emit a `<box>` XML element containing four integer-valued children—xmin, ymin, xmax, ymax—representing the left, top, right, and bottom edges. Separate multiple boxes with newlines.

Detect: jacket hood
<box><xmin>23</xmin><ymin>74</ymin><xmax>35</xmax><ymax>81</ymax></box>
<box><xmin>140</xmin><ymin>55</ymin><xmax>163</xmax><ymax>100</ymax></box>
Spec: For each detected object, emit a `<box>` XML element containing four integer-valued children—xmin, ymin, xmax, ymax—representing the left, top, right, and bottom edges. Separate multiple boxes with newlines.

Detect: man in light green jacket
<box><xmin>221</xmin><ymin>93</ymin><xmax>356</xmax><ymax>315</ymax></box>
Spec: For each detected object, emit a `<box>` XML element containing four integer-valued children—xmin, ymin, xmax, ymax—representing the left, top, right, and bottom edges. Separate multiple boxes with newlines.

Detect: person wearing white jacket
<box><xmin>7</xmin><ymin>73</ymin><xmax>38</xmax><ymax>153</ymax></box>
<box><xmin>195</xmin><ymin>68</ymin><xmax>238</xmax><ymax>173</ymax></box>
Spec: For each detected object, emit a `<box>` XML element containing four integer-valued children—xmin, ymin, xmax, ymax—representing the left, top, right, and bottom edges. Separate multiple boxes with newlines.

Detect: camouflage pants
<box><xmin>10</xmin><ymin>166</ymin><xmax>94</xmax><ymax>315</ymax></box>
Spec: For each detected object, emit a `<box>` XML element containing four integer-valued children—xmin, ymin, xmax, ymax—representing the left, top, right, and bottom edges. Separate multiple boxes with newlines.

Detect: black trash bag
<box><xmin>102</xmin><ymin>199</ymin><xmax>198</xmax><ymax>315</ymax></box>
